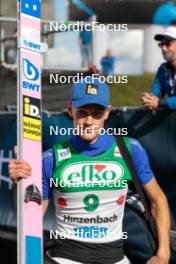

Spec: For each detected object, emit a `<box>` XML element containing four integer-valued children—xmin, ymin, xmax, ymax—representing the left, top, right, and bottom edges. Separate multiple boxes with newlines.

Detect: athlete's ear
<box><xmin>104</xmin><ymin>105</ymin><xmax>111</xmax><ymax>120</ymax></box>
<box><xmin>67</xmin><ymin>101</ymin><xmax>73</xmax><ymax>118</ymax></box>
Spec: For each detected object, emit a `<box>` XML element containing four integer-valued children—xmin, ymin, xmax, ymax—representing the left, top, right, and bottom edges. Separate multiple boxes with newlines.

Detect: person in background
<box><xmin>85</xmin><ymin>64</ymin><xmax>99</xmax><ymax>76</ymax></box>
<box><xmin>101</xmin><ymin>49</ymin><xmax>115</xmax><ymax>76</ymax></box>
<box><xmin>79</xmin><ymin>27</ymin><xmax>92</xmax><ymax>68</ymax></box>
<box><xmin>141</xmin><ymin>26</ymin><xmax>176</xmax><ymax>110</ymax></box>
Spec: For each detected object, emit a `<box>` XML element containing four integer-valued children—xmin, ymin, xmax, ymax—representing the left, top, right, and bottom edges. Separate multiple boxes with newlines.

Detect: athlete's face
<box><xmin>159</xmin><ymin>40</ymin><xmax>176</xmax><ymax>63</ymax></box>
<box><xmin>68</xmin><ymin>104</ymin><xmax>111</xmax><ymax>143</ymax></box>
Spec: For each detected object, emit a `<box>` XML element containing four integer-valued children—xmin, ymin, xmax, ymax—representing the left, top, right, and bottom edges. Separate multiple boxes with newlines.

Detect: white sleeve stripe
<box><xmin>129</xmin><ymin>139</ymin><xmax>143</xmax><ymax>151</ymax></box>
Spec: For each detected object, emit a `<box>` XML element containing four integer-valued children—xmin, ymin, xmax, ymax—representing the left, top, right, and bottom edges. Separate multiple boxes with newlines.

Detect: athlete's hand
<box><xmin>8</xmin><ymin>160</ymin><xmax>32</xmax><ymax>182</ymax></box>
<box><xmin>141</xmin><ymin>92</ymin><xmax>152</xmax><ymax>107</ymax></box>
<box><xmin>141</xmin><ymin>93</ymin><xmax>159</xmax><ymax>110</ymax></box>
<box><xmin>146</xmin><ymin>255</ymin><xmax>169</xmax><ymax>264</ymax></box>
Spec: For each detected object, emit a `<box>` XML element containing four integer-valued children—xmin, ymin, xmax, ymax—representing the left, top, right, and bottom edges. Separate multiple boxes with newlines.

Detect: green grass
<box><xmin>109</xmin><ymin>73</ymin><xmax>155</xmax><ymax>107</ymax></box>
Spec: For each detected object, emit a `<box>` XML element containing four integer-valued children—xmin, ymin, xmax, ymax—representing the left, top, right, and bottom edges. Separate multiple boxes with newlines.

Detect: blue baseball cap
<box><xmin>71</xmin><ymin>78</ymin><xmax>110</xmax><ymax>108</ymax></box>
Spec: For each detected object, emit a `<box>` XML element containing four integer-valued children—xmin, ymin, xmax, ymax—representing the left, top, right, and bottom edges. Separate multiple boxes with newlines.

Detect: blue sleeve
<box><xmin>130</xmin><ymin>138</ymin><xmax>154</xmax><ymax>185</ymax></box>
<box><xmin>42</xmin><ymin>148</ymin><xmax>55</xmax><ymax>200</ymax></box>
<box><xmin>165</xmin><ymin>96</ymin><xmax>176</xmax><ymax>109</ymax></box>
<box><xmin>101</xmin><ymin>57</ymin><xmax>106</xmax><ymax>66</ymax></box>
<box><xmin>151</xmin><ymin>66</ymin><xmax>163</xmax><ymax>97</ymax></box>
<box><xmin>111</xmin><ymin>57</ymin><xmax>115</xmax><ymax>71</ymax></box>
<box><xmin>151</xmin><ymin>64</ymin><xmax>176</xmax><ymax>109</ymax></box>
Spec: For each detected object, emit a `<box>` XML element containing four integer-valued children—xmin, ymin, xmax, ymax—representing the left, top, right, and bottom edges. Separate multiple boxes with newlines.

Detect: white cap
<box><xmin>154</xmin><ymin>26</ymin><xmax>176</xmax><ymax>41</ymax></box>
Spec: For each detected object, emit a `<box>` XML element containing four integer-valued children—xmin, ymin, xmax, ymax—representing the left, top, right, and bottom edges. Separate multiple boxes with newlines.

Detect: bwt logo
<box><xmin>23</xmin><ymin>58</ymin><xmax>39</xmax><ymax>81</ymax></box>
<box><xmin>22</xmin><ymin>58</ymin><xmax>40</xmax><ymax>92</ymax></box>
<box><xmin>21</xmin><ymin>0</ymin><xmax>41</xmax><ymax>19</ymax></box>
<box><xmin>23</xmin><ymin>39</ymin><xmax>41</xmax><ymax>51</ymax></box>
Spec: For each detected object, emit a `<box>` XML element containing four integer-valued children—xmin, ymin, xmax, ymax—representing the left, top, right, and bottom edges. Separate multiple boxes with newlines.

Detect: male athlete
<box><xmin>141</xmin><ymin>26</ymin><xmax>176</xmax><ymax>110</ymax></box>
<box><xmin>9</xmin><ymin>78</ymin><xmax>170</xmax><ymax>264</ymax></box>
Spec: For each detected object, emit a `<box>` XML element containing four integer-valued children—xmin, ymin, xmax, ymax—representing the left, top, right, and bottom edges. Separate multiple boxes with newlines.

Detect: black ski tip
<box><xmin>24</xmin><ymin>184</ymin><xmax>42</xmax><ymax>205</ymax></box>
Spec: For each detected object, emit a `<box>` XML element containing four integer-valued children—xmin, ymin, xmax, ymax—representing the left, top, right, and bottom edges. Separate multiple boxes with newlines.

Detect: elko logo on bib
<box><xmin>61</xmin><ymin>162</ymin><xmax>124</xmax><ymax>186</ymax></box>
